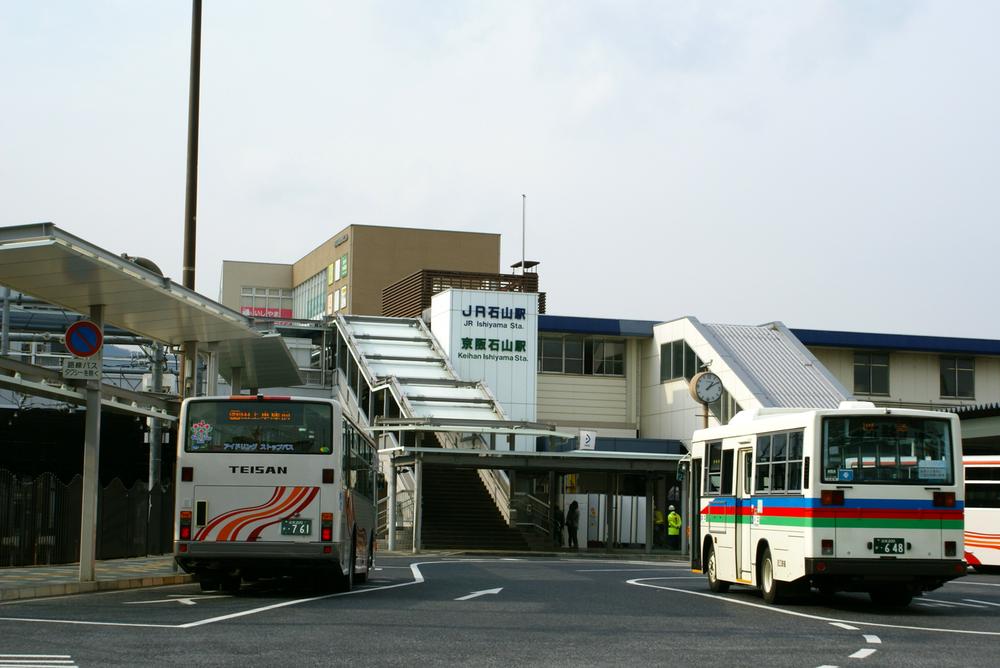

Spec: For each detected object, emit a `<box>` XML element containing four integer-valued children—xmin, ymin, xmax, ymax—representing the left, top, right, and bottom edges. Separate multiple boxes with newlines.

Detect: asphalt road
<box><xmin>0</xmin><ymin>556</ymin><xmax>997</xmax><ymax>667</ymax></box>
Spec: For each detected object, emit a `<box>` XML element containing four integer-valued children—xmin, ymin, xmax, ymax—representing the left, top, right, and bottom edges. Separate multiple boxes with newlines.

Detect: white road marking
<box><xmin>454</xmin><ymin>588</ymin><xmax>503</xmax><ymax>601</ymax></box>
<box><xmin>0</xmin><ymin>559</ymin><xmax>533</xmax><ymax>629</ymax></box>
<box><xmin>960</xmin><ymin>582</ymin><xmax>1000</xmax><ymax>588</ymax></box>
<box><xmin>849</xmin><ymin>648</ymin><xmax>877</xmax><ymax>659</ymax></box>
<box><xmin>964</xmin><ymin>598</ymin><xmax>1000</xmax><ymax>607</ymax></box>
<box><xmin>575</xmin><ymin>568</ymin><xmax>695</xmax><ymax>573</ymax></box>
<box><xmin>815</xmin><ymin>664</ymin><xmax>839</xmax><ymax>667</ymax></box>
<box><xmin>830</xmin><ymin>623</ymin><xmax>859</xmax><ymax>631</ymax></box>
<box><xmin>919</xmin><ymin>598</ymin><xmax>987</xmax><ymax>608</ymax></box>
<box><xmin>862</xmin><ymin>635</ymin><xmax>881</xmax><ymax>644</ymax></box>
<box><xmin>627</xmin><ymin>577</ymin><xmax>1000</xmax><ymax>636</ymax></box>
<box><xmin>0</xmin><ymin>656</ymin><xmax>76</xmax><ymax>668</ymax></box>
<box><xmin>123</xmin><ymin>595</ymin><xmax>230</xmax><ymax>606</ymax></box>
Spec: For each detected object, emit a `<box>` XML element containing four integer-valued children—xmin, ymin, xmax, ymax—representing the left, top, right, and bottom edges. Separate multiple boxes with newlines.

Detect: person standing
<box><xmin>667</xmin><ymin>505</ymin><xmax>682</xmax><ymax>550</ymax></box>
<box><xmin>653</xmin><ymin>507</ymin><xmax>666</xmax><ymax>547</ymax></box>
<box><xmin>566</xmin><ymin>500</ymin><xmax>580</xmax><ymax>549</ymax></box>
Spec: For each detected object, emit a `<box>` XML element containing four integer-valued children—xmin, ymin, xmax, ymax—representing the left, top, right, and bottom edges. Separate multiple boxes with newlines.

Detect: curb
<box><xmin>0</xmin><ymin>574</ymin><xmax>194</xmax><ymax>603</ymax></box>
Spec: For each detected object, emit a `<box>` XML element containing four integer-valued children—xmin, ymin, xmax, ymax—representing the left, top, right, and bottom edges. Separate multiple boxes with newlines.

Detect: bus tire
<box><xmin>869</xmin><ymin>586</ymin><xmax>912</xmax><ymax>608</ymax></box>
<box><xmin>706</xmin><ymin>545</ymin><xmax>730</xmax><ymax>593</ymax></box>
<box><xmin>760</xmin><ymin>547</ymin><xmax>785</xmax><ymax>604</ymax></box>
<box><xmin>220</xmin><ymin>575</ymin><xmax>241</xmax><ymax>594</ymax></box>
<box><xmin>199</xmin><ymin>577</ymin><xmax>220</xmax><ymax>592</ymax></box>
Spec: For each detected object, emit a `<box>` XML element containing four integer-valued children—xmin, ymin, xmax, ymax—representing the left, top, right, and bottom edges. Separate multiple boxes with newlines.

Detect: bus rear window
<box><xmin>184</xmin><ymin>400</ymin><xmax>333</xmax><ymax>454</ymax></box>
<box><xmin>822</xmin><ymin>416</ymin><xmax>954</xmax><ymax>484</ymax></box>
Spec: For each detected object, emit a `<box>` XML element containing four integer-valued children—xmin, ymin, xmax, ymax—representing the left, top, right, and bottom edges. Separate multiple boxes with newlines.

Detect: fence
<box><xmin>0</xmin><ymin>469</ymin><xmax>174</xmax><ymax>567</ymax></box>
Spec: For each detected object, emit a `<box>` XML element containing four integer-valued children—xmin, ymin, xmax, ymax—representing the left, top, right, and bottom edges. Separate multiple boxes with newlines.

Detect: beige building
<box><xmin>219</xmin><ymin>225</ymin><xmax>501</xmax><ymax>319</ymax></box>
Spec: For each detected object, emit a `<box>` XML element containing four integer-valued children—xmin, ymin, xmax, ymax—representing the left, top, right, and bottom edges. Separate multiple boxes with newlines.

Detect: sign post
<box><xmin>68</xmin><ymin>313</ymin><xmax>104</xmax><ymax>582</ymax></box>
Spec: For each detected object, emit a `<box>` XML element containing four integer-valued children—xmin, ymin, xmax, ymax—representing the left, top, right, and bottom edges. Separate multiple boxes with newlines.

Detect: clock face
<box><xmin>695</xmin><ymin>372</ymin><xmax>723</xmax><ymax>404</ymax></box>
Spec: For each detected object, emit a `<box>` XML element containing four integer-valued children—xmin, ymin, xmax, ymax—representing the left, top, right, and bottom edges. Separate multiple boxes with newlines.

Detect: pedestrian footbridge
<box><xmin>327</xmin><ymin>314</ymin><xmax>680</xmax><ymax>553</ymax></box>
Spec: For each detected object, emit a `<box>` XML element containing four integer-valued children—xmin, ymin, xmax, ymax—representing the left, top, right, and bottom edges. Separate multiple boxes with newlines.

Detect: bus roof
<box><xmin>692</xmin><ymin>401</ymin><xmax>959</xmax><ymax>442</ymax></box>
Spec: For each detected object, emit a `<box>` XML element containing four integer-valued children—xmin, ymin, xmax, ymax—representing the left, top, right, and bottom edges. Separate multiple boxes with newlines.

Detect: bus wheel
<box><xmin>198</xmin><ymin>577</ymin><xmax>220</xmax><ymax>592</ymax></box>
<box><xmin>869</xmin><ymin>586</ymin><xmax>912</xmax><ymax>608</ymax></box>
<box><xmin>220</xmin><ymin>575</ymin><xmax>241</xmax><ymax>594</ymax></box>
<box><xmin>760</xmin><ymin>547</ymin><xmax>785</xmax><ymax>604</ymax></box>
<box><xmin>706</xmin><ymin>545</ymin><xmax>730</xmax><ymax>593</ymax></box>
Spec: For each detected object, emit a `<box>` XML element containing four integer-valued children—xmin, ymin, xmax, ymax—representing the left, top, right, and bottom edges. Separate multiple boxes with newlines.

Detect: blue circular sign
<box><xmin>65</xmin><ymin>320</ymin><xmax>103</xmax><ymax>358</ymax></box>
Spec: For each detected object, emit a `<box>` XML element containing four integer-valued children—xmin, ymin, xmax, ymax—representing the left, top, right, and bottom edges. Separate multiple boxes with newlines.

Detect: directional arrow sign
<box><xmin>454</xmin><ymin>588</ymin><xmax>503</xmax><ymax>601</ymax></box>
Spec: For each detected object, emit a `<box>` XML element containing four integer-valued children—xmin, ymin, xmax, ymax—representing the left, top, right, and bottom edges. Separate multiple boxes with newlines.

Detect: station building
<box><xmin>3</xmin><ymin>223</ymin><xmax>999</xmax><ymax>555</ymax></box>
<box><xmin>209</xmin><ymin>224</ymin><xmax>1000</xmax><ymax>552</ymax></box>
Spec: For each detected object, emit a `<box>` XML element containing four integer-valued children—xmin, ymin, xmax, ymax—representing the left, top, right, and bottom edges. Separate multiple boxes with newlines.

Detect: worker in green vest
<box><xmin>667</xmin><ymin>505</ymin><xmax>682</xmax><ymax>550</ymax></box>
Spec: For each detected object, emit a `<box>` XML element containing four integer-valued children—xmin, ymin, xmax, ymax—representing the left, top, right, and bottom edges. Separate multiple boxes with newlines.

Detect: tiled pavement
<box><xmin>0</xmin><ymin>555</ymin><xmax>192</xmax><ymax>602</ymax></box>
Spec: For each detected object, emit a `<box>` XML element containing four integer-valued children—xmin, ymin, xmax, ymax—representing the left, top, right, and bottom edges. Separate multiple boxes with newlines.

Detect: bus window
<box><xmin>822</xmin><ymin>416</ymin><xmax>954</xmax><ymax>485</ymax></box>
<box><xmin>706</xmin><ymin>442</ymin><xmax>723</xmax><ymax>494</ymax></box>
<box><xmin>185</xmin><ymin>400</ymin><xmax>332</xmax><ymax>454</ymax></box>
<box><xmin>721</xmin><ymin>450</ymin><xmax>734</xmax><ymax>495</ymax></box>
<box><xmin>966</xmin><ymin>483</ymin><xmax>1000</xmax><ymax>508</ymax></box>
<box><xmin>755</xmin><ymin>430</ymin><xmax>805</xmax><ymax>494</ymax></box>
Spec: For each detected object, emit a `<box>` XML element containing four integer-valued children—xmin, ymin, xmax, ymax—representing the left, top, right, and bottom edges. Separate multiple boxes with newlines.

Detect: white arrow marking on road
<box><xmin>124</xmin><ymin>595</ymin><xmax>230</xmax><ymax>606</ymax></box>
<box><xmin>454</xmin><ymin>588</ymin><xmax>503</xmax><ymax>601</ymax></box>
<box><xmin>849</xmin><ymin>648</ymin><xmax>877</xmax><ymax>659</ymax></box>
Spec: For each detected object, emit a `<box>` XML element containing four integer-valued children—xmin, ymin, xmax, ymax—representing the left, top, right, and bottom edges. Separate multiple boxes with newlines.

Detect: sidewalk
<box><xmin>0</xmin><ymin>555</ymin><xmax>192</xmax><ymax>602</ymax></box>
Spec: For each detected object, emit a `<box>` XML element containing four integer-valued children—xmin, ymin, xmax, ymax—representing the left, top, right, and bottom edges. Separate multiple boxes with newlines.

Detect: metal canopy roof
<box><xmin>0</xmin><ymin>223</ymin><xmax>258</xmax><ymax>346</ymax></box>
<box><xmin>213</xmin><ymin>334</ymin><xmax>303</xmax><ymax>389</ymax></box>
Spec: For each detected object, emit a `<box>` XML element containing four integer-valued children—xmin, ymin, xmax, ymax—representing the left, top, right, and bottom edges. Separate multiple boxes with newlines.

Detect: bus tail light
<box><xmin>322</xmin><ymin>468</ymin><xmax>335</xmax><ymax>484</ymax></box>
<box><xmin>179</xmin><ymin>510</ymin><xmax>192</xmax><ymax>540</ymax></box>
<box><xmin>944</xmin><ymin>541</ymin><xmax>957</xmax><ymax>557</ymax></box>
<box><xmin>181</xmin><ymin>466</ymin><xmax>193</xmax><ymax>482</ymax></box>
<box><xmin>821</xmin><ymin>539</ymin><xmax>834</xmax><ymax>556</ymax></box>
<box><xmin>821</xmin><ymin>490</ymin><xmax>844</xmax><ymax>506</ymax></box>
<box><xmin>933</xmin><ymin>491</ymin><xmax>955</xmax><ymax>507</ymax></box>
<box><xmin>321</xmin><ymin>512</ymin><xmax>333</xmax><ymax>542</ymax></box>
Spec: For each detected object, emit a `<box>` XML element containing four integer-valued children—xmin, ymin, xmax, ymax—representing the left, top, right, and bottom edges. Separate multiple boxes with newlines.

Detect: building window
<box><xmin>659</xmin><ymin>340</ymin><xmax>702</xmax><ymax>383</ymax></box>
<box><xmin>537</xmin><ymin>336</ymin><xmax>625</xmax><ymax>376</ymax></box>
<box><xmin>292</xmin><ymin>271</ymin><xmax>326</xmax><ymax>320</ymax></box>
<box><xmin>709</xmin><ymin>389</ymin><xmax>742</xmax><ymax>424</ymax></box>
<box><xmin>940</xmin><ymin>356</ymin><xmax>974</xmax><ymax>399</ymax></box>
<box><xmin>854</xmin><ymin>352</ymin><xmax>889</xmax><ymax>395</ymax></box>
<box><xmin>239</xmin><ymin>287</ymin><xmax>292</xmax><ymax>318</ymax></box>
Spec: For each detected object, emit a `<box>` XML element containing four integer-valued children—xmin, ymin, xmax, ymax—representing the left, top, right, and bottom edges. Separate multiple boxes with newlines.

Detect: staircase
<box><xmin>421</xmin><ymin>465</ymin><xmax>529</xmax><ymax>550</ymax></box>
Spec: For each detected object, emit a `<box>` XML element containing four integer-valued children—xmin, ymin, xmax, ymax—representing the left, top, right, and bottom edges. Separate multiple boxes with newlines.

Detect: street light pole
<box><xmin>182</xmin><ymin>0</ymin><xmax>202</xmax><ymax>291</ymax></box>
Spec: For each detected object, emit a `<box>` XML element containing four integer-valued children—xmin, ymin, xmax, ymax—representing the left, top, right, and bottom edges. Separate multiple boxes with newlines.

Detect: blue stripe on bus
<box><xmin>705</xmin><ymin>497</ymin><xmax>964</xmax><ymax>510</ymax></box>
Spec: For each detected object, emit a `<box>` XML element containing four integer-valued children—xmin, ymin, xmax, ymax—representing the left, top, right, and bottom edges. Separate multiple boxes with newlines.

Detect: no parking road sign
<box><xmin>65</xmin><ymin>320</ymin><xmax>104</xmax><ymax>358</ymax></box>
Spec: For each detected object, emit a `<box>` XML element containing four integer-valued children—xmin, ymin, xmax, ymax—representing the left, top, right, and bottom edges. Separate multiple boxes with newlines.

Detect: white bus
<box><xmin>964</xmin><ymin>455</ymin><xmax>1000</xmax><ymax>572</ymax></box>
<box><xmin>173</xmin><ymin>395</ymin><xmax>377</xmax><ymax>592</ymax></box>
<box><xmin>690</xmin><ymin>402</ymin><xmax>966</xmax><ymax>607</ymax></box>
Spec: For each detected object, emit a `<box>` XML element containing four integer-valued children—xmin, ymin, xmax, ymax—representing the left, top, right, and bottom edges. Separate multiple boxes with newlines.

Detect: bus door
<box><xmin>736</xmin><ymin>448</ymin><xmax>753</xmax><ymax>581</ymax></box>
<box><xmin>690</xmin><ymin>458</ymin><xmax>702</xmax><ymax>568</ymax></box>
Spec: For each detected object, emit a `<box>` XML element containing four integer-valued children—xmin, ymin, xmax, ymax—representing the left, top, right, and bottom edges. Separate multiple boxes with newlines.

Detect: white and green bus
<box><xmin>174</xmin><ymin>395</ymin><xmax>377</xmax><ymax>592</ymax></box>
<box><xmin>689</xmin><ymin>402</ymin><xmax>966</xmax><ymax>607</ymax></box>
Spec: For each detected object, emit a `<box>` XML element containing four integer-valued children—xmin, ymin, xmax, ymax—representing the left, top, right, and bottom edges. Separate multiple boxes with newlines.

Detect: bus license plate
<box><xmin>281</xmin><ymin>519</ymin><xmax>312</xmax><ymax>536</ymax></box>
<box><xmin>873</xmin><ymin>537</ymin><xmax>904</xmax><ymax>555</ymax></box>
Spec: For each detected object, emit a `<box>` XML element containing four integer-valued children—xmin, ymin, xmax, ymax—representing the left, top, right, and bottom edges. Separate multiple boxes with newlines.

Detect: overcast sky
<box><xmin>2</xmin><ymin>1</ymin><xmax>997</xmax><ymax>338</ymax></box>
